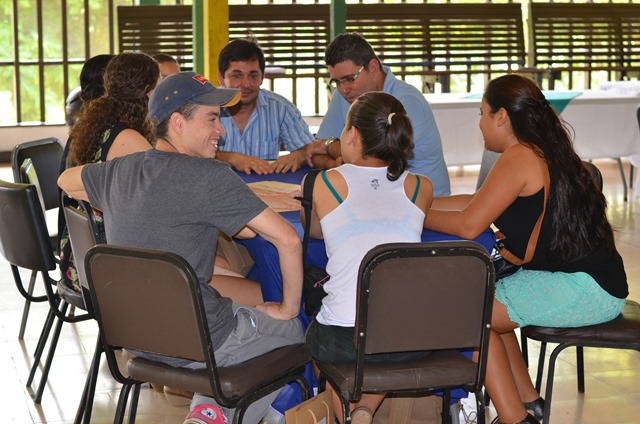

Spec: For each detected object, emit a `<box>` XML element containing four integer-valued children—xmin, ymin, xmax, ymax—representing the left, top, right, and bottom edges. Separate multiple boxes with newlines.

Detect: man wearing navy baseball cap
<box><xmin>58</xmin><ymin>72</ymin><xmax>305</xmax><ymax>423</ymax></box>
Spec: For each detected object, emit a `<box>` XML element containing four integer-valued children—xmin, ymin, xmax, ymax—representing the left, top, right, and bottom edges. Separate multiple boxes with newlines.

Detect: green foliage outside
<box><xmin>0</xmin><ymin>0</ymin><xmax>131</xmax><ymax>125</ymax></box>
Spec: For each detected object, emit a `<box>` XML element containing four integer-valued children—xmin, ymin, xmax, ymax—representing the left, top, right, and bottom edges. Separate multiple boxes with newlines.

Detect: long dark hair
<box><xmin>484</xmin><ymin>74</ymin><xmax>615</xmax><ymax>262</ymax></box>
<box><xmin>80</xmin><ymin>54</ymin><xmax>114</xmax><ymax>102</ymax></box>
<box><xmin>346</xmin><ymin>92</ymin><xmax>414</xmax><ymax>181</ymax></box>
<box><xmin>69</xmin><ymin>52</ymin><xmax>159</xmax><ymax>165</ymax></box>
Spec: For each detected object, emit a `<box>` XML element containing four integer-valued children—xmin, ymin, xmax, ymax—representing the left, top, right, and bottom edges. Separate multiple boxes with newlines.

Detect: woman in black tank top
<box><xmin>425</xmin><ymin>74</ymin><xmax>627</xmax><ymax>424</ymax></box>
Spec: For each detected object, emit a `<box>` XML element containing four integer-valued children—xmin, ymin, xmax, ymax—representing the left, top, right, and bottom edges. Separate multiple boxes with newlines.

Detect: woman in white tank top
<box><xmin>304</xmin><ymin>92</ymin><xmax>433</xmax><ymax>424</ymax></box>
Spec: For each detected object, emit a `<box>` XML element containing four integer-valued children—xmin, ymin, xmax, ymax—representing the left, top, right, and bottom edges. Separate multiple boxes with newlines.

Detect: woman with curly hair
<box><xmin>61</xmin><ymin>52</ymin><xmax>159</xmax><ymax>291</ymax></box>
<box><xmin>68</xmin><ymin>51</ymin><xmax>159</xmax><ymax>166</ymax></box>
<box><xmin>425</xmin><ymin>74</ymin><xmax>627</xmax><ymax>423</ymax></box>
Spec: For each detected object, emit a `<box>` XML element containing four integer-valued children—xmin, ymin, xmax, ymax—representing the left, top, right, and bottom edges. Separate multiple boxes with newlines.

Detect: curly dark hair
<box><xmin>69</xmin><ymin>52</ymin><xmax>159</xmax><ymax>165</ymax></box>
<box><xmin>346</xmin><ymin>92</ymin><xmax>414</xmax><ymax>181</ymax></box>
<box><xmin>484</xmin><ymin>74</ymin><xmax>615</xmax><ymax>263</ymax></box>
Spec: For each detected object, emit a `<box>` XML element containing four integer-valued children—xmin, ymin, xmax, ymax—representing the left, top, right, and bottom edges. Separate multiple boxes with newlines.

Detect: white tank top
<box><xmin>315</xmin><ymin>164</ymin><xmax>425</xmax><ymax>327</ymax></box>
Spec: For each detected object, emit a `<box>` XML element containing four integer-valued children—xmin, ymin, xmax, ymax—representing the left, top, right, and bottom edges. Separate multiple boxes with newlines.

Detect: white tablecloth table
<box><xmin>425</xmin><ymin>91</ymin><xmax>640</xmax><ymax>198</ymax></box>
<box><xmin>600</xmin><ymin>82</ymin><xmax>640</xmax><ymax>198</ymax></box>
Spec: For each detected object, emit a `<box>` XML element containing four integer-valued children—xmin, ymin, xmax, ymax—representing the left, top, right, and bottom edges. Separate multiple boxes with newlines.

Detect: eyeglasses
<box><xmin>327</xmin><ymin>66</ymin><xmax>365</xmax><ymax>88</ymax></box>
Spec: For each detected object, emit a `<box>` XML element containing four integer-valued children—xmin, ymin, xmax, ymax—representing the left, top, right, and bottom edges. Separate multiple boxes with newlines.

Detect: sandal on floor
<box><xmin>490</xmin><ymin>413</ymin><xmax>539</xmax><ymax>424</ymax></box>
<box><xmin>523</xmin><ymin>397</ymin><xmax>545</xmax><ymax>421</ymax></box>
<box><xmin>350</xmin><ymin>406</ymin><xmax>373</xmax><ymax>424</ymax></box>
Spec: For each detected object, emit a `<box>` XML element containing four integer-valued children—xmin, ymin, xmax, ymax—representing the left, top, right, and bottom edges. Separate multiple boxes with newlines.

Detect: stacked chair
<box><xmin>0</xmin><ymin>179</ymin><xmax>92</xmax><ymax>403</ymax></box>
<box><xmin>61</xmin><ymin>194</ymin><xmax>105</xmax><ymax>423</ymax></box>
<box><xmin>9</xmin><ymin>137</ymin><xmax>64</xmax><ymax>339</ymax></box>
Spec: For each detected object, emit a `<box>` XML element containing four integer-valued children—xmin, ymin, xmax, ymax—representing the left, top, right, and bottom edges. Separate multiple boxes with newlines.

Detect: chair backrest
<box><xmin>62</xmin><ymin>194</ymin><xmax>104</xmax><ymax>312</ymax></box>
<box><xmin>476</xmin><ymin>150</ymin><xmax>501</xmax><ymax>190</ymax></box>
<box><xmin>353</xmin><ymin>241</ymin><xmax>494</xmax><ymax>390</ymax></box>
<box><xmin>85</xmin><ymin>244</ymin><xmax>214</xmax><ymax>367</ymax></box>
<box><xmin>20</xmin><ymin>158</ymin><xmax>46</xmax><ymax>213</ymax></box>
<box><xmin>582</xmin><ymin>161</ymin><xmax>603</xmax><ymax>191</ymax></box>
<box><xmin>0</xmin><ymin>179</ymin><xmax>57</xmax><ymax>272</ymax></box>
<box><xmin>11</xmin><ymin>137</ymin><xmax>64</xmax><ymax>211</ymax></box>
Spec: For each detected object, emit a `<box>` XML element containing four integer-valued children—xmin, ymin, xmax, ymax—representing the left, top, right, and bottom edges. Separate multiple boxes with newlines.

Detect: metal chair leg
<box><xmin>27</xmin><ymin>308</ymin><xmax>56</xmax><ymax>387</ymax></box>
<box><xmin>576</xmin><ymin>346</ymin><xmax>585</xmax><ymax>393</ymax></box>
<box><xmin>534</xmin><ymin>341</ymin><xmax>547</xmax><ymax>393</ymax></box>
<box><xmin>75</xmin><ymin>335</ymin><xmax>103</xmax><ymax>424</ymax></box>
<box><xmin>441</xmin><ymin>389</ymin><xmax>452</xmax><ymax>424</ymax></box>
<box><xmin>33</xmin><ymin>302</ymin><xmax>69</xmax><ymax>403</ymax></box>
<box><xmin>18</xmin><ymin>270</ymin><xmax>38</xmax><ymax>339</ymax></box>
<box><xmin>616</xmin><ymin>158</ymin><xmax>628</xmax><ymax>202</ymax></box>
<box><xmin>115</xmin><ymin>383</ymin><xmax>133</xmax><ymax>424</ymax></box>
<box><xmin>128</xmin><ymin>384</ymin><xmax>142</xmax><ymax>424</ymax></box>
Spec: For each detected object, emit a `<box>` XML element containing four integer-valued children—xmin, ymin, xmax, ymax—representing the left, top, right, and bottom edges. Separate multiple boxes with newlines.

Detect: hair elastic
<box><xmin>387</xmin><ymin>112</ymin><xmax>396</xmax><ymax>125</ymax></box>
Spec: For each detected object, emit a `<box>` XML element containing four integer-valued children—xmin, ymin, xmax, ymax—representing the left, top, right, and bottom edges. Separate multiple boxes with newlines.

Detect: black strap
<box><xmin>300</xmin><ymin>169</ymin><xmax>323</xmax><ymax>267</ymax></box>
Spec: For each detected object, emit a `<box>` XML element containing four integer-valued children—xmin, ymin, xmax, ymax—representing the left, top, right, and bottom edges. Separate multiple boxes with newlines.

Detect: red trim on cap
<box><xmin>193</xmin><ymin>74</ymin><xmax>210</xmax><ymax>84</ymax></box>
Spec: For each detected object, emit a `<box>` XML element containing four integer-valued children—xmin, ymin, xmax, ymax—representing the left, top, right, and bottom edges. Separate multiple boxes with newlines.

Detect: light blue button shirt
<box><xmin>219</xmin><ymin>89</ymin><xmax>314</xmax><ymax>159</ymax></box>
<box><xmin>317</xmin><ymin>66</ymin><xmax>451</xmax><ymax>196</ymax></box>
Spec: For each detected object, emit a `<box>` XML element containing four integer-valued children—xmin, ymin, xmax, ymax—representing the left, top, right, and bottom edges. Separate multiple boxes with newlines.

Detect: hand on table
<box><xmin>220</xmin><ymin>152</ymin><xmax>273</xmax><ymax>175</ymax></box>
<box><xmin>271</xmin><ymin>150</ymin><xmax>306</xmax><ymax>174</ymax></box>
<box><xmin>256</xmin><ymin>301</ymin><xmax>299</xmax><ymax>320</ymax></box>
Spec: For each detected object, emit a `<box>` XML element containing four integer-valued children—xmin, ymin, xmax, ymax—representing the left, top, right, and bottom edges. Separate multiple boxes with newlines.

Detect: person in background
<box><xmin>64</xmin><ymin>54</ymin><xmax>114</xmax><ymax>126</ymax></box>
<box><xmin>424</xmin><ymin>74</ymin><xmax>627</xmax><ymax>423</ymax></box>
<box><xmin>153</xmin><ymin>53</ymin><xmax>181</xmax><ymax>79</ymax></box>
<box><xmin>216</xmin><ymin>39</ymin><xmax>313</xmax><ymax>175</ymax></box>
<box><xmin>304</xmin><ymin>92</ymin><xmax>434</xmax><ymax>424</ymax></box>
<box><xmin>58</xmin><ymin>71</ymin><xmax>304</xmax><ymax>424</ymax></box>
<box><xmin>305</xmin><ymin>32</ymin><xmax>451</xmax><ymax>196</ymax></box>
<box><xmin>59</xmin><ymin>52</ymin><xmax>157</xmax><ymax>292</ymax></box>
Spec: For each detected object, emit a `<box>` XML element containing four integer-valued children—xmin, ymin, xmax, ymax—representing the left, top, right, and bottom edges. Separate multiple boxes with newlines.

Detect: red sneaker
<box><xmin>183</xmin><ymin>404</ymin><xmax>228</xmax><ymax>424</ymax></box>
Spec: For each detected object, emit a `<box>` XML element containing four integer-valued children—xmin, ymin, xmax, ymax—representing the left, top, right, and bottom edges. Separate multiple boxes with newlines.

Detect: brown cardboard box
<box><xmin>285</xmin><ymin>390</ymin><xmax>334</xmax><ymax>424</ymax></box>
<box><xmin>372</xmin><ymin>394</ymin><xmax>442</xmax><ymax>424</ymax></box>
<box><xmin>216</xmin><ymin>233</ymin><xmax>255</xmax><ymax>276</ymax></box>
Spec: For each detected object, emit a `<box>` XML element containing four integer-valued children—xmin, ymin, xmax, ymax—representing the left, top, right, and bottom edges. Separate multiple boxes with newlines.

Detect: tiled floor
<box><xmin>1</xmin><ymin>160</ymin><xmax>638</xmax><ymax>424</ymax></box>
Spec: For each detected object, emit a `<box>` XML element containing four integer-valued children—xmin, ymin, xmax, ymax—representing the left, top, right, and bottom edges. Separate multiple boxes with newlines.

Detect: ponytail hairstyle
<box><xmin>69</xmin><ymin>52</ymin><xmax>159</xmax><ymax>165</ymax></box>
<box><xmin>484</xmin><ymin>74</ymin><xmax>615</xmax><ymax>262</ymax></box>
<box><xmin>346</xmin><ymin>91</ymin><xmax>414</xmax><ymax>181</ymax></box>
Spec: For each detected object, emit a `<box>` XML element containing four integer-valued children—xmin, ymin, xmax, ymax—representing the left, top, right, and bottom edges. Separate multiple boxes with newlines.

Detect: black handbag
<box><xmin>299</xmin><ymin>169</ymin><xmax>329</xmax><ymax>316</ymax></box>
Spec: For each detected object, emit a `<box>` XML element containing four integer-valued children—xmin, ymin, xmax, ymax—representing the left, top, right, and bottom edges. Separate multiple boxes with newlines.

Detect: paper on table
<box><xmin>248</xmin><ymin>181</ymin><xmax>302</xmax><ymax>212</ymax></box>
<box><xmin>248</xmin><ymin>180</ymin><xmax>300</xmax><ymax>193</ymax></box>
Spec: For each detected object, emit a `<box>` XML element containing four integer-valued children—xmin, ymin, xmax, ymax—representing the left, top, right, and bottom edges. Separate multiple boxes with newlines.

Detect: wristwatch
<box><xmin>324</xmin><ymin>137</ymin><xmax>339</xmax><ymax>153</ymax></box>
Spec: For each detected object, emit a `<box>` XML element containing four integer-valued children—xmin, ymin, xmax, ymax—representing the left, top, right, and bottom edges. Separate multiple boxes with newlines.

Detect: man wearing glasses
<box><xmin>306</xmin><ymin>32</ymin><xmax>451</xmax><ymax>196</ymax></box>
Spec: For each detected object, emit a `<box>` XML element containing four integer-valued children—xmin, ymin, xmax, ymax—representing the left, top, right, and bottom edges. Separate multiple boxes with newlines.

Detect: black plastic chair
<box><xmin>0</xmin><ymin>179</ymin><xmax>91</xmax><ymax>403</ymax></box>
<box><xmin>520</xmin><ymin>301</ymin><xmax>640</xmax><ymax>423</ymax></box>
<box><xmin>11</xmin><ymin>138</ymin><xmax>64</xmax><ymax>339</ymax></box>
<box><xmin>85</xmin><ymin>244</ymin><xmax>311</xmax><ymax>424</ymax></box>
<box><xmin>62</xmin><ymin>193</ymin><xmax>105</xmax><ymax>423</ymax></box>
<box><xmin>11</xmin><ymin>137</ymin><xmax>64</xmax><ymax>213</ymax></box>
<box><xmin>315</xmin><ymin>241</ymin><xmax>495</xmax><ymax>424</ymax></box>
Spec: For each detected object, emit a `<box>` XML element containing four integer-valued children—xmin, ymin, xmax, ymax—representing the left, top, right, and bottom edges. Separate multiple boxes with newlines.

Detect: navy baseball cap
<box><xmin>148</xmin><ymin>71</ymin><xmax>241</xmax><ymax>127</ymax></box>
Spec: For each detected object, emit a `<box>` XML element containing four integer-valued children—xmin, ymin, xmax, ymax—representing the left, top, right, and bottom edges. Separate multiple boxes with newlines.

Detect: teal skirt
<box><xmin>495</xmin><ymin>269</ymin><xmax>625</xmax><ymax>328</ymax></box>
